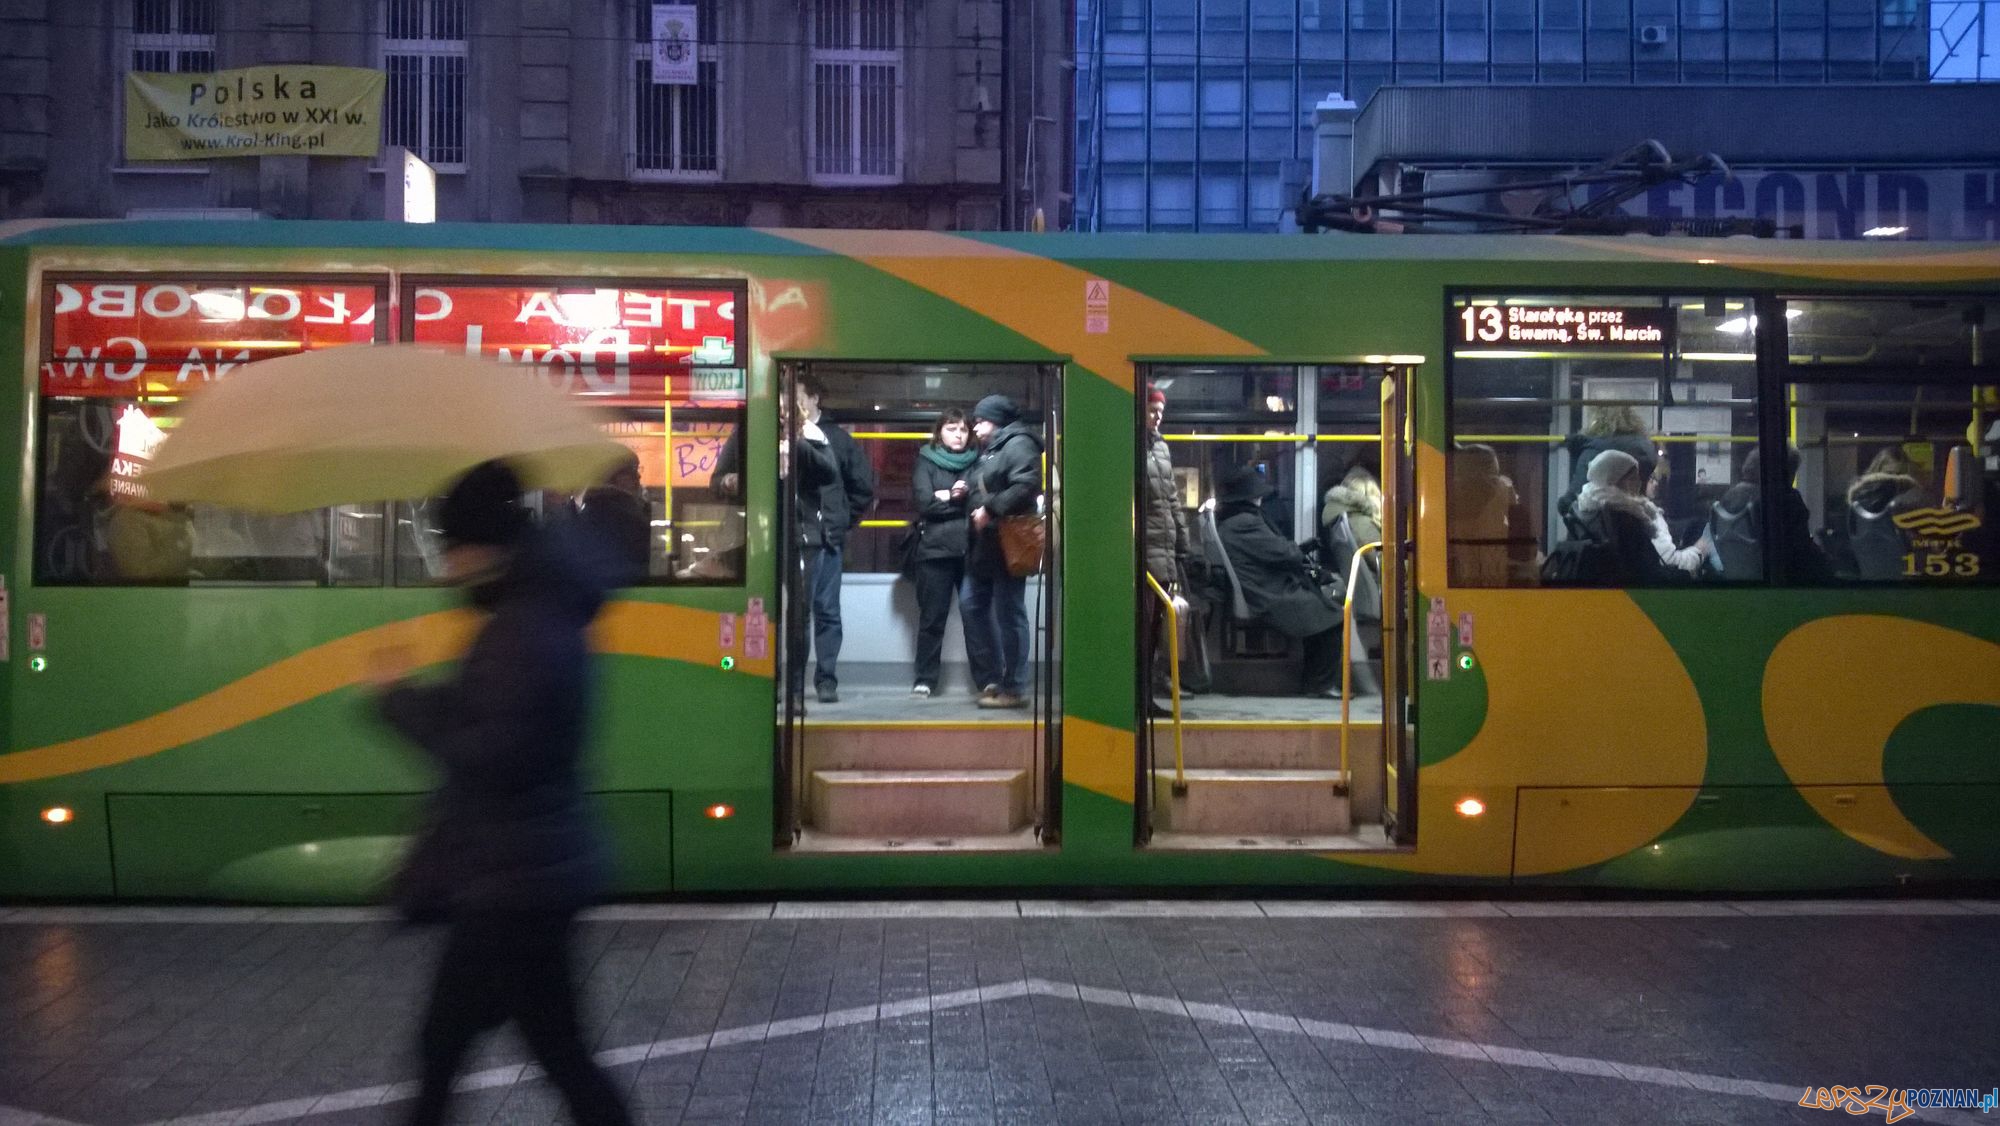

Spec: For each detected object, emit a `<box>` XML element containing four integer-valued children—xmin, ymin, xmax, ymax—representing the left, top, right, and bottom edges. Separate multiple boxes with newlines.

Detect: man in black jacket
<box><xmin>713</xmin><ymin>376</ymin><xmax>875</xmax><ymax>702</ymax></box>
<box><xmin>964</xmin><ymin>394</ymin><xmax>1043</xmax><ymax>709</ymax></box>
<box><xmin>794</xmin><ymin>375</ymin><xmax>874</xmax><ymax>700</ymax></box>
<box><xmin>370</xmin><ymin>460</ymin><xmax>632</xmax><ymax>1126</ymax></box>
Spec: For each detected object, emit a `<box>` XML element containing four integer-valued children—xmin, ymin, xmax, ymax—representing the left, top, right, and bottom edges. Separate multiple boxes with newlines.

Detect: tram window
<box><xmin>33</xmin><ymin>399</ymin><xmax>384</xmax><ymax>586</ymax></box>
<box><xmin>1782</xmin><ymin>380</ymin><xmax>1998</xmax><ymax>585</ymax></box>
<box><xmin>1315</xmin><ymin>365</ymin><xmax>1386</xmax><ymax>545</ymax></box>
<box><xmin>1448</xmin><ymin>294</ymin><xmax>1762</xmax><ymax>587</ymax></box>
<box><xmin>1786</xmin><ymin>297</ymin><xmax>1997</xmax><ymax>369</ymax></box>
<box><xmin>1149</xmin><ymin>365</ymin><xmax>1308</xmax><ymax>534</ymax></box>
<box><xmin>811</xmin><ymin>363</ymin><xmax>1044</xmax><ymax>574</ymax></box>
<box><xmin>397</xmin><ymin>278</ymin><xmax>750</xmax><ymax>586</ymax></box>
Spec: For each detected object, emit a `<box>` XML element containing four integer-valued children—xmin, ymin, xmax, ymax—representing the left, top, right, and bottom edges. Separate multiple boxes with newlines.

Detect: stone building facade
<box><xmin>0</xmin><ymin>0</ymin><xmax>1068</xmax><ymax>230</ymax></box>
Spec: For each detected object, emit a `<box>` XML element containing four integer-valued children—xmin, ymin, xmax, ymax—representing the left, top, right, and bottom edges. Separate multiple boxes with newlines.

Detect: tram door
<box><xmin>774</xmin><ymin>361</ymin><xmax>1062</xmax><ymax>851</ymax></box>
<box><xmin>1137</xmin><ymin>363</ymin><xmax>1415</xmax><ymax>849</ymax></box>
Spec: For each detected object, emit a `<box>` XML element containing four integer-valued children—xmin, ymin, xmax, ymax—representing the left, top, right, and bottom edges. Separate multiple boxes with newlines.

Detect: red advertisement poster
<box><xmin>408</xmin><ymin>284</ymin><xmax>739</xmax><ymax>401</ymax></box>
<box><xmin>41</xmin><ymin>280</ymin><xmax>380</xmax><ymax>398</ymax></box>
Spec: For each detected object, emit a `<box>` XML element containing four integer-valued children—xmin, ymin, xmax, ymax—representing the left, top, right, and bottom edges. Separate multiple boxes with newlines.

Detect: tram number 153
<box><xmin>1903</xmin><ymin>551</ymin><xmax>1981</xmax><ymax>578</ymax></box>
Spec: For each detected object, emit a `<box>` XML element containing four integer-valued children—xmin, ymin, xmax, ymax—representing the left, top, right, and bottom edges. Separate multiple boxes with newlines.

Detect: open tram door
<box><xmin>1136</xmin><ymin>362</ymin><xmax>1416</xmax><ymax>850</ymax></box>
<box><xmin>1377</xmin><ymin>370</ymin><xmax>1416</xmax><ymax>844</ymax></box>
<box><xmin>773</xmin><ymin>360</ymin><xmax>1062</xmax><ymax>852</ymax></box>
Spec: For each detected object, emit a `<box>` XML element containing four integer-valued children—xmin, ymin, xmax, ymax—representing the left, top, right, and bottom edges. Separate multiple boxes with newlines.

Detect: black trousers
<box><xmin>912</xmin><ymin>555</ymin><xmax>965</xmax><ymax>690</ymax></box>
<box><xmin>1302</xmin><ymin>625</ymin><xmax>1342</xmax><ymax>694</ymax></box>
<box><xmin>406</xmin><ymin>911</ymin><xmax>632</xmax><ymax>1126</ymax></box>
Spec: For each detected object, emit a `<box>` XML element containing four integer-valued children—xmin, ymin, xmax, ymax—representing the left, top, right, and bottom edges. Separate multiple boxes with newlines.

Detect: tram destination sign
<box><xmin>1455</xmin><ymin>304</ymin><xmax>1676</xmax><ymax>352</ymax></box>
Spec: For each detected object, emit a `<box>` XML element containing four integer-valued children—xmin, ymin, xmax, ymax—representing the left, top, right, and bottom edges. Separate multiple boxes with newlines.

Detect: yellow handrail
<box><xmin>1339</xmin><ymin>541</ymin><xmax>1384</xmax><ymax>793</ymax></box>
<box><xmin>1142</xmin><ymin>571</ymin><xmax>1185</xmax><ymax>792</ymax></box>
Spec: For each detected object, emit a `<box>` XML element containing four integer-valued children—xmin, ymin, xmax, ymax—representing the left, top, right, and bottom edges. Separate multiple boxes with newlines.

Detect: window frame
<box><xmin>1446</xmin><ymin>286</ymin><xmax>2000</xmax><ymax>590</ymax></box>
<box><xmin>380</xmin><ymin>0</ymin><xmax>469</xmax><ymax>173</ymax></box>
<box><xmin>628</xmin><ymin>0</ymin><xmax>723</xmax><ymax>181</ymax></box>
<box><xmin>395</xmin><ymin>274</ymin><xmax>755</xmax><ymax>589</ymax></box>
<box><xmin>1776</xmin><ymin>292</ymin><xmax>2000</xmax><ymax>587</ymax></box>
<box><xmin>808</xmin><ymin>0</ymin><xmax>905</xmax><ymax>186</ymax></box>
<box><xmin>1443</xmin><ymin>286</ymin><xmax>1775</xmax><ymax>589</ymax></box>
<box><xmin>117</xmin><ymin>0</ymin><xmax>217</xmax><ymax>173</ymax></box>
<box><xmin>31</xmin><ymin>271</ymin><xmax>391</xmax><ymax>588</ymax></box>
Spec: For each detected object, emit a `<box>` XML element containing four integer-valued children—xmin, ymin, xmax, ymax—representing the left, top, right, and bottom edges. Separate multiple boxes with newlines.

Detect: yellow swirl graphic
<box><xmin>1351</xmin><ymin>442</ymin><xmax>1709</xmax><ymax>877</ymax></box>
<box><xmin>770</xmin><ymin>230</ymin><xmax>1266</xmax><ymax>389</ymax></box>
<box><xmin>1763</xmin><ymin>615</ymin><xmax>2000</xmax><ymax>860</ymax></box>
<box><xmin>1891</xmin><ymin>508</ymin><xmax>1982</xmax><ymax>537</ymax></box>
<box><xmin>0</xmin><ymin>602</ymin><xmax>768</xmax><ymax>784</ymax></box>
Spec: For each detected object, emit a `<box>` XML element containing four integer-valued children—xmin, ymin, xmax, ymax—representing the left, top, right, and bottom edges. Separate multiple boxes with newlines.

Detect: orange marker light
<box><xmin>41</xmin><ymin>806</ymin><xmax>74</xmax><ymax>825</ymax></box>
<box><xmin>705</xmin><ymin>804</ymin><xmax>734</xmax><ymax>820</ymax></box>
<box><xmin>1454</xmin><ymin>797</ymin><xmax>1486</xmax><ymax>818</ymax></box>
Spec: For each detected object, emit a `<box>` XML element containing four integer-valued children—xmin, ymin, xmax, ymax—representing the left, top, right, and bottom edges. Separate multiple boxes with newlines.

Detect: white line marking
<box><xmin>135</xmin><ymin>974</ymin><xmax>1984</xmax><ymax>1126</ymax></box>
<box><xmin>0</xmin><ymin>1106</ymin><xmax>94</xmax><ymax>1126</ymax></box>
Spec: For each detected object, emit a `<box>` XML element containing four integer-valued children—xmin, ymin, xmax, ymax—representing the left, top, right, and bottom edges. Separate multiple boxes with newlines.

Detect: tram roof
<box><xmin>1</xmin><ymin>219</ymin><xmax>1996</xmax><ymax>275</ymax></box>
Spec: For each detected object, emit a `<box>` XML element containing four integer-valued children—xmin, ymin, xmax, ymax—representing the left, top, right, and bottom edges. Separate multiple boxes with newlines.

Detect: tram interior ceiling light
<box><xmin>1863</xmin><ymin>226</ymin><xmax>1909</xmax><ymax>238</ymax></box>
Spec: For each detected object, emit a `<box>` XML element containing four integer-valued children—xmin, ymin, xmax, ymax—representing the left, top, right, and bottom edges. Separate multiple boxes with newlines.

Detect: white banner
<box><xmin>651</xmin><ymin>4</ymin><xmax>699</xmax><ymax>85</ymax></box>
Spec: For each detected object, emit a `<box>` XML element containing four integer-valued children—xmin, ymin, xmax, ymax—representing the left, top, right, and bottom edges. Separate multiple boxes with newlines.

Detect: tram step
<box><xmin>803</xmin><ymin>726</ymin><xmax>1036</xmax><ymax>773</ymax></box>
<box><xmin>1151</xmin><ymin>769</ymin><xmax>1353</xmax><ymax>836</ymax></box>
<box><xmin>1167</xmin><ymin>725</ymin><xmax>1381</xmax><ymax>770</ymax></box>
<box><xmin>809</xmin><ymin>769</ymin><xmax>1032</xmax><ymax>838</ymax></box>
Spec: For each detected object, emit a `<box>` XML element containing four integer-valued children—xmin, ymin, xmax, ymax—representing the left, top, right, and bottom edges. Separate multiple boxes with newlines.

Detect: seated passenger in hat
<box><xmin>1213</xmin><ymin>464</ymin><xmax>1345</xmax><ymax>697</ymax></box>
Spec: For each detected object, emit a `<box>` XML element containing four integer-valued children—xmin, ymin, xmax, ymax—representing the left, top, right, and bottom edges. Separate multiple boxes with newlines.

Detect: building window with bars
<box><xmin>631</xmin><ymin>1</ymin><xmax>721</xmax><ymax>178</ymax></box>
<box><xmin>381</xmin><ymin>0</ymin><xmax>467</xmax><ymax>170</ymax></box>
<box><xmin>130</xmin><ymin>0</ymin><xmax>215</xmax><ymax>75</ymax></box>
<box><xmin>810</xmin><ymin>0</ymin><xmax>903</xmax><ymax>184</ymax></box>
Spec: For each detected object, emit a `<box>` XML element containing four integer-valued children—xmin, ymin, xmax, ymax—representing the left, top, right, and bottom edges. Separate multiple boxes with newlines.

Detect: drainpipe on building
<box><xmin>999</xmin><ymin>0</ymin><xmax>1014</xmax><ymax>230</ymax></box>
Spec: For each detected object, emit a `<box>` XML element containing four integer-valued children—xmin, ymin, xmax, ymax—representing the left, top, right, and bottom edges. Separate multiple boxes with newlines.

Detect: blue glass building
<box><xmin>1074</xmin><ymin>0</ymin><xmax>1937</xmax><ymax>231</ymax></box>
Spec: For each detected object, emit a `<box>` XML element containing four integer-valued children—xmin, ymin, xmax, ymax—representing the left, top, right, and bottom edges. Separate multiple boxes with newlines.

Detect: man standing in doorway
<box><xmin>794</xmin><ymin>374</ymin><xmax>875</xmax><ymax>704</ymax></box>
<box><xmin>1142</xmin><ymin>386</ymin><xmax>1196</xmax><ymax>712</ymax></box>
<box><xmin>964</xmin><ymin>394</ymin><xmax>1043</xmax><ymax>709</ymax></box>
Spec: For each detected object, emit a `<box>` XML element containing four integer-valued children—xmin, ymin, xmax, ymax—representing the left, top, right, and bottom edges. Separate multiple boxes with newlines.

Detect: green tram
<box><xmin>2</xmin><ymin>221</ymin><xmax>1996</xmax><ymax>900</ymax></box>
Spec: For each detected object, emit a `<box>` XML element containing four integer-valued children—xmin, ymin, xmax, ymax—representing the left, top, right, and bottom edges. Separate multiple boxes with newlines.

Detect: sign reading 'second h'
<box><xmin>125</xmin><ymin>65</ymin><xmax>385</xmax><ymax>162</ymax></box>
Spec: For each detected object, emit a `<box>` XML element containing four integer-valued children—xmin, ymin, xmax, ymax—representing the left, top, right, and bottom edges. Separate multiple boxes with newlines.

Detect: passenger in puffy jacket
<box><xmin>1571</xmin><ymin>449</ymin><xmax>1687</xmax><ymax>586</ymax></box>
<box><xmin>370</xmin><ymin>460</ymin><xmax>633</xmax><ymax>1126</ymax></box>
<box><xmin>1560</xmin><ymin>405</ymin><xmax>1658</xmax><ymax>513</ymax></box>
<box><xmin>908</xmin><ymin>408</ymin><xmax>975</xmax><ymax>696</ymax></box>
<box><xmin>1847</xmin><ymin>448</ymin><xmax>1927</xmax><ymax>579</ymax></box>
<box><xmin>964</xmin><ymin>394</ymin><xmax>1043</xmax><ymax>709</ymax></box>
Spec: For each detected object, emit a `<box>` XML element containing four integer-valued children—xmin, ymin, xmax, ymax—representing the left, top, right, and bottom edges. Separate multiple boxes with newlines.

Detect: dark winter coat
<box><xmin>1710</xmin><ymin>481</ymin><xmax>1834</xmax><ymax>582</ymax></box>
<box><xmin>376</xmin><ymin>526</ymin><xmax>614</xmax><ymax>921</ymax></box>
<box><xmin>790</xmin><ymin>435</ymin><xmax>842</xmax><ymax>553</ymax></box>
<box><xmin>811</xmin><ymin>421</ymin><xmax>877</xmax><ymax>550</ymax></box>
<box><xmin>968</xmin><ymin>421</ymin><xmax>1044</xmax><ymax>578</ymax></box>
<box><xmin>577</xmin><ymin>485</ymin><xmax>651</xmax><ymax>585</ymax></box>
<box><xmin>1574</xmin><ymin>490</ymin><xmax>1687</xmax><ymax>586</ymax></box>
<box><xmin>1142</xmin><ymin>431</ymin><xmax>1189</xmax><ymax>586</ymax></box>
<box><xmin>711</xmin><ymin>421</ymin><xmax>875</xmax><ymax>549</ymax></box>
<box><xmin>1215</xmin><ymin>500</ymin><xmax>1341</xmax><ymax>638</ymax></box>
<box><xmin>910</xmin><ymin>449</ymin><xmax>972</xmax><ymax>562</ymax></box>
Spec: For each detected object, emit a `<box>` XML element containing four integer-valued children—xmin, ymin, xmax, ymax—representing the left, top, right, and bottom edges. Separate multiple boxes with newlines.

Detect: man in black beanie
<box><xmin>370</xmin><ymin>459</ymin><xmax>633</xmax><ymax>1126</ymax></box>
<box><xmin>963</xmin><ymin>394</ymin><xmax>1043</xmax><ymax>707</ymax></box>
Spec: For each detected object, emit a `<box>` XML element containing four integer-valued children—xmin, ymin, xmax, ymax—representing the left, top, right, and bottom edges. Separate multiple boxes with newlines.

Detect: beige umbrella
<box><xmin>140</xmin><ymin>344</ymin><xmax>628</xmax><ymax>514</ymax></box>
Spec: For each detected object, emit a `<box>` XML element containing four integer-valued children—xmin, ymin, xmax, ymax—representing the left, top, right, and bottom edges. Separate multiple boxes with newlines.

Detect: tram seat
<box><xmin>1197</xmin><ymin>500</ymin><xmax>1253</xmax><ymax>623</ymax></box>
<box><xmin>1195</xmin><ymin>500</ymin><xmax>1296</xmax><ymax>684</ymax></box>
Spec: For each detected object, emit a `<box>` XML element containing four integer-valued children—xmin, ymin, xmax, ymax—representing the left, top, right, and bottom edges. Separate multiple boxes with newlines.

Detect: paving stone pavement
<box><xmin>1</xmin><ymin>901</ymin><xmax>1996</xmax><ymax>1125</ymax></box>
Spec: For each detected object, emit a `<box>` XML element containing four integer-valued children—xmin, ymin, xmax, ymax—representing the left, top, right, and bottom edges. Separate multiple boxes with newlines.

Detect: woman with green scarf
<box><xmin>909</xmin><ymin>408</ymin><xmax>979</xmax><ymax>696</ymax></box>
